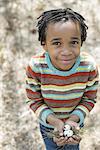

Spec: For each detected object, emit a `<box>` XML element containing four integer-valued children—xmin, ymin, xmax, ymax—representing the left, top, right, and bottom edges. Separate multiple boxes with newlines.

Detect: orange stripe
<box><xmin>44</xmin><ymin>97</ymin><xmax>81</xmax><ymax>104</ymax></box>
<box><xmin>86</xmin><ymin>102</ymin><xmax>94</xmax><ymax>108</ymax></box>
<box><xmin>27</xmin><ymin>66</ymin><xmax>89</xmax><ymax>79</ymax></box>
<box><xmin>79</xmin><ymin>103</ymin><xmax>91</xmax><ymax>111</ymax></box>
<box><xmin>41</xmin><ymin>72</ymin><xmax>89</xmax><ymax>80</ymax></box>
<box><xmin>32</xmin><ymin>55</ymin><xmax>45</xmax><ymax>58</ymax></box>
<box><xmin>27</xmin><ymin>66</ymin><xmax>41</xmax><ymax>77</ymax></box>
<box><xmin>43</xmin><ymin>82</ymin><xmax>87</xmax><ymax>86</ymax></box>
<box><xmin>26</xmin><ymin>89</ymin><xmax>38</xmax><ymax>95</ymax></box>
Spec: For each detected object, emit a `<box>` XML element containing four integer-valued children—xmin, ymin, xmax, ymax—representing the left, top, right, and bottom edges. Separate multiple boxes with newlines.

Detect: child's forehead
<box><xmin>46</xmin><ymin>20</ymin><xmax>81</xmax><ymax>35</ymax></box>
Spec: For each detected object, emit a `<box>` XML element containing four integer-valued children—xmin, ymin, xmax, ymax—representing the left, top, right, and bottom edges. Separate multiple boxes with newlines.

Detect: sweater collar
<box><xmin>45</xmin><ymin>52</ymin><xmax>80</xmax><ymax>76</ymax></box>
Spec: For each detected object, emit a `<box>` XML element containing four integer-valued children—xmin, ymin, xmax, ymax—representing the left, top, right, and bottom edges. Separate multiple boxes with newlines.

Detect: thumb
<box><xmin>58</xmin><ymin>127</ymin><xmax>64</xmax><ymax>136</ymax></box>
<box><xmin>54</xmin><ymin>127</ymin><xmax>63</xmax><ymax>136</ymax></box>
<box><xmin>66</xmin><ymin>120</ymin><xmax>79</xmax><ymax>128</ymax></box>
<box><xmin>59</xmin><ymin>132</ymin><xmax>63</xmax><ymax>137</ymax></box>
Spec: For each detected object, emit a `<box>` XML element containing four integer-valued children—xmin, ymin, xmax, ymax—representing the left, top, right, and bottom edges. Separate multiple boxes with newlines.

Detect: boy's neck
<box><xmin>45</xmin><ymin>52</ymin><xmax>80</xmax><ymax>76</ymax></box>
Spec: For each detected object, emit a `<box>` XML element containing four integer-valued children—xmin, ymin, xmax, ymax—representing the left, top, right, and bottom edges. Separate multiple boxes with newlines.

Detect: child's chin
<box><xmin>59</xmin><ymin>64</ymin><xmax>74</xmax><ymax>71</ymax></box>
<box><xmin>58</xmin><ymin>66</ymin><xmax>72</xmax><ymax>71</ymax></box>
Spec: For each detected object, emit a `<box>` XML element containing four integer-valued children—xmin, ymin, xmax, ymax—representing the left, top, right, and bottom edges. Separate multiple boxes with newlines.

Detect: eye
<box><xmin>52</xmin><ymin>41</ymin><xmax>61</xmax><ymax>46</ymax></box>
<box><xmin>70</xmin><ymin>41</ymin><xmax>79</xmax><ymax>45</ymax></box>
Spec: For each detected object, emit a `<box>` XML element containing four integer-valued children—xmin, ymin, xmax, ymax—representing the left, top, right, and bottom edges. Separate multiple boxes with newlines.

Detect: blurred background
<box><xmin>0</xmin><ymin>0</ymin><xmax>100</xmax><ymax>150</ymax></box>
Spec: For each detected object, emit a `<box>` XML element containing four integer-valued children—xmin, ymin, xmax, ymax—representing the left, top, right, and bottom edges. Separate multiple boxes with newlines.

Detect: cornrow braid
<box><xmin>37</xmin><ymin>8</ymin><xmax>88</xmax><ymax>46</ymax></box>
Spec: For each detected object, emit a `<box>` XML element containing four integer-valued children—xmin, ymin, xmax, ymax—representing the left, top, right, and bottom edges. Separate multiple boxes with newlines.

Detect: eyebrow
<box><xmin>50</xmin><ymin>37</ymin><xmax>80</xmax><ymax>42</ymax></box>
<box><xmin>71</xmin><ymin>37</ymin><xmax>80</xmax><ymax>40</ymax></box>
<box><xmin>50</xmin><ymin>38</ymin><xmax>61</xmax><ymax>42</ymax></box>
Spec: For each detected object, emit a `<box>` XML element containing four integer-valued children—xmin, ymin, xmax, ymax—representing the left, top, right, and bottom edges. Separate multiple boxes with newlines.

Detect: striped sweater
<box><xmin>26</xmin><ymin>51</ymin><xmax>99</xmax><ymax>128</ymax></box>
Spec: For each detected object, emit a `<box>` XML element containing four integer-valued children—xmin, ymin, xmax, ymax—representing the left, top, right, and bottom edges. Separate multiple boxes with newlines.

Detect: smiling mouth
<box><xmin>61</xmin><ymin>59</ymin><xmax>73</xmax><ymax>61</ymax></box>
<box><xmin>60</xmin><ymin>58</ymin><xmax>75</xmax><ymax>65</ymax></box>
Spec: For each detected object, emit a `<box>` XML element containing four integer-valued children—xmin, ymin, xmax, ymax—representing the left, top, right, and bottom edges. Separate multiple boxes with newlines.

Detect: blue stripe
<box><xmin>45</xmin><ymin>52</ymin><xmax>81</xmax><ymax>76</ymax></box>
<box><xmin>42</xmin><ymin>93</ymin><xmax>83</xmax><ymax>100</ymax></box>
<box><xmin>40</xmin><ymin>109</ymin><xmax>54</xmax><ymax>124</ymax></box>
<box><xmin>71</xmin><ymin>110</ymin><xmax>85</xmax><ymax>126</ymax></box>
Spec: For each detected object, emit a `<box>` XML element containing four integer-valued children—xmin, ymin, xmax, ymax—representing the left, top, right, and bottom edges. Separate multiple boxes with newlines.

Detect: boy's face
<box><xmin>43</xmin><ymin>20</ymin><xmax>81</xmax><ymax>71</ymax></box>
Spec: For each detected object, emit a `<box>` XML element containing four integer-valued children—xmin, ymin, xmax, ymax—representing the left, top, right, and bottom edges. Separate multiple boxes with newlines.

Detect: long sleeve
<box><xmin>71</xmin><ymin>64</ymin><xmax>99</xmax><ymax>126</ymax></box>
<box><xmin>26</xmin><ymin>52</ymin><xmax>99</xmax><ymax>128</ymax></box>
<box><xmin>26</xmin><ymin>58</ymin><xmax>53</xmax><ymax>124</ymax></box>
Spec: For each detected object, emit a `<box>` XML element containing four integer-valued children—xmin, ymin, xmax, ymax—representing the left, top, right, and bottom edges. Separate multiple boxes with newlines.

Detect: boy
<box><xmin>26</xmin><ymin>8</ymin><xmax>99</xmax><ymax>150</ymax></box>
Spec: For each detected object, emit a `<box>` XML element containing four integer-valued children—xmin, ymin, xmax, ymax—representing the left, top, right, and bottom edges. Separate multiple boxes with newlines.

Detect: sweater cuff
<box><xmin>71</xmin><ymin>110</ymin><xmax>85</xmax><ymax>126</ymax></box>
<box><xmin>40</xmin><ymin>109</ymin><xmax>54</xmax><ymax>124</ymax></box>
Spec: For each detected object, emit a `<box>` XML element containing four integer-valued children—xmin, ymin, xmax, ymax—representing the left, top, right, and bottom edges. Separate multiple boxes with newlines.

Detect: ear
<box><xmin>42</xmin><ymin>42</ymin><xmax>48</xmax><ymax>51</ymax></box>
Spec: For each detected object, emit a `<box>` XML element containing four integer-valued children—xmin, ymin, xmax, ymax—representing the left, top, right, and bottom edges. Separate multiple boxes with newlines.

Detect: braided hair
<box><xmin>37</xmin><ymin>8</ymin><xmax>88</xmax><ymax>46</ymax></box>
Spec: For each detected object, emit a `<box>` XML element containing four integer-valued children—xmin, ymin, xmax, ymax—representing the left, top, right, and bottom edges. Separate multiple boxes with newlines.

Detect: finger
<box><xmin>53</xmin><ymin>136</ymin><xmax>64</xmax><ymax>143</ymax></box>
<box><xmin>57</xmin><ymin>142</ymin><xmax>64</xmax><ymax>146</ymax></box>
<box><xmin>66</xmin><ymin>120</ymin><xmax>80</xmax><ymax>132</ymax></box>
<box><xmin>54</xmin><ymin>127</ymin><xmax>58</xmax><ymax>132</ymax></box>
<box><xmin>55</xmin><ymin>136</ymin><xmax>68</xmax><ymax>146</ymax></box>
<box><xmin>53</xmin><ymin>137</ymin><xmax>59</xmax><ymax>143</ymax></box>
<box><xmin>66</xmin><ymin>120</ymin><xmax>79</xmax><ymax>128</ymax></box>
<box><xmin>67</xmin><ymin>139</ymin><xmax>79</xmax><ymax>145</ymax></box>
<box><xmin>59</xmin><ymin>132</ymin><xmax>64</xmax><ymax>137</ymax></box>
<box><xmin>67</xmin><ymin>137</ymin><xmax>77</xmax><ymax>144</ymax></box>
<box><xmin>67</xmin><ymin>137</ymin><xmax>80</xmax><ymax>144</ymax></box>
<box><xmin>72</xmin><ymin>135</ymin><xmax>81</xmax><ymax>142</ymax></box>
<box><xmin>56</xmin><ymin>138</ymin><xmax>67</xmax><ymax>146</ymax></box>
<box><xmin>67</xmin><ymin>137</ymin><xmax>73</xmax><ymax>143</ymax></box>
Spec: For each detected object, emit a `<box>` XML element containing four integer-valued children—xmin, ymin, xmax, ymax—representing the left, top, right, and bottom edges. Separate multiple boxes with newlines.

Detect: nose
<box><xmin>61</xmin><ymin>47</ymin><xmax>72</xmax><ymax>56</ymax></box>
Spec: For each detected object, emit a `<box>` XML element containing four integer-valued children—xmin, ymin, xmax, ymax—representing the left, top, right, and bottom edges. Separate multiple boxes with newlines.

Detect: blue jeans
<box><xmin>39</xmin><ymin>124</ymin><xmax>80</xmax><ymax>150</ymax></box>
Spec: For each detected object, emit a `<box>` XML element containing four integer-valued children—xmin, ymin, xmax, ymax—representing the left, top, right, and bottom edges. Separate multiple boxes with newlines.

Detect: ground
<box><xmin>0</xmin><ymin>0</ymin><xmax>100</xmax><ymax>150</ymax></box>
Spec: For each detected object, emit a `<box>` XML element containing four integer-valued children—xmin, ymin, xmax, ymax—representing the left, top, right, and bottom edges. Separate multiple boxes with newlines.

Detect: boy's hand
<box><xmin>53</xmin><ymin>127</ymin><xmax>81</xmax><ymax>146</ymax></box>
<box><xmin>65</xmin><ymin>120</ymin><xmax>80</xmax><ymax>129</ymax></box>
<box><xmin>67</xmin><ymin>134</ymin><xmax>81</xmax><ymax>145</ymax></box>
<box><xmin>53</xmin><ymin>134</ymin><xmax>81</xmax><ymax>146</ymax></box>
<box><xmin>64</xmin><ymin>120</ymin><xmax>81</xmax><ymax>145</ymax></box>
<box><xmin>46</xmin><ymin>114</ymin><xmax>64</xmax><ymax>136</ymax></box>
<box><xmin>53</xmin><ymin>120</ymin><xmax>81</xmax><ymax>146</ymax></box>
<box><xmin>53</xmin><ymin>132</ymin><xmax>81</xmax><ymax>146</ymax></box>
<box><xmin>51</xmin><ymin>118</ymin><xmax>68</xmax><ymax>146</ymax></box>
<box><xmin>47</xmin><ymin>114</ymin><xmax>81</xmax><ymax>146</ymax></box>
<box><xmin>53</xmin><ymin>135</ymin><xmax>68</xmax><ymax>146</ymax></box>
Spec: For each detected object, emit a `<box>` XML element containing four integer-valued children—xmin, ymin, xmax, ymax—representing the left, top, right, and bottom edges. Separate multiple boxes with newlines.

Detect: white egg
<box><xmin>63</xmin><ymin>130</ymin><xmax>73</xmax><ymax>137</ymax></box>
<box><xmin>64</xmin><ymin>124</ymin><xmax>71</xmax><ymax>131</ymax></box>
<box><xmin>63</xmin><ymin>130</ymin><xmax>68</xmax><ymax>136</ymax></box>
